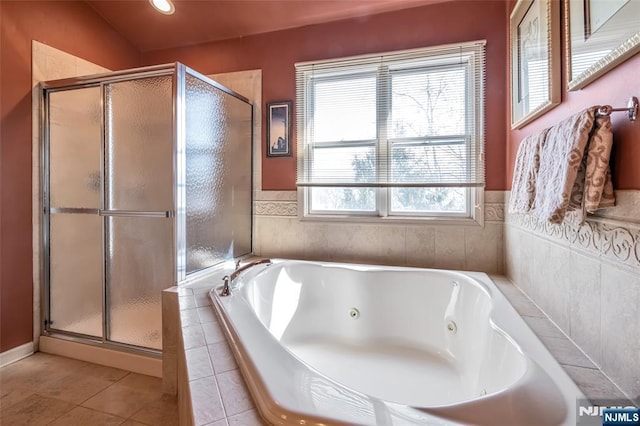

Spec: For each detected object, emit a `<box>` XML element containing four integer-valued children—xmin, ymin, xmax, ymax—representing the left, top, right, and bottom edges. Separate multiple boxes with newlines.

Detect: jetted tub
<box><xmin>209</xmin><ymin>260</ymin><xmax>584</xmax><ymax>425</ymax></box>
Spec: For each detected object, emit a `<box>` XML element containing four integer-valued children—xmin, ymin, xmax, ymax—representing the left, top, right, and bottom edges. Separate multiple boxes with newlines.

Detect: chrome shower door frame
<box><xmin>40</xmin><ymin>62</ymin><xmax>254</xmax><ymax>355</ymax></box>
<box><xmin>40</xmin><ymin>64</ymin><xmax>181</xmax><ymax>356</ymax></box>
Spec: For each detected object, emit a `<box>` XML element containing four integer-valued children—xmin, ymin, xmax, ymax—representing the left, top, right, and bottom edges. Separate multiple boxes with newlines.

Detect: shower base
<box><xmin>39</xmin><ymin>335</ymin><xmax>162</xmax><ymax>377</ymax></box>
<box><xmin>41</xmin><ymin>303</ymin><xmax>162</xmax><ymax>377</ymax></box>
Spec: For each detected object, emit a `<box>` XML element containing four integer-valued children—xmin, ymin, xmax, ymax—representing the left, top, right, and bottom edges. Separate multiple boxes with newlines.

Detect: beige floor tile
<box><xmin>81</xmin><ymin>382</ymin><xmax>159</xmax><ymax>418</ymax></box>
<box><xmin>130</xmin><ymin>394</ymin><xmax>179</xmax><ymax>426</ymax></box>
<box><xmin>33</xmin><ymin>370</ymin><xmax>124</xmax><ymax>404</ymax></box>
<box><xmin>1</xmin><ymin>354</ymin><xmax>128</xmax><ymax>405</ymax></box>
<box><xmin>0</xmin><ymin>353</ymin><xmax>76</xmax><ymax>392</ymax></box>
<box><xmin>117</xmin><ymin>373</ymin><xmax>164</xmax><ymax>397</ymax></box>
<box><xmin>0</xmin><ymin>386</ymin><xmax>36</xmax><ymax>411</ymax></box>
<box><xmin>6</xmin><ymin>352</ymin><xmax>80</xmax><ymax>371</ymax></box>
<box><xmin>1</xmin><ymin>354</ymin><xmax>171</xmax><ymax>425</ymax></box>
<box><xmin>77</xmin><ymin>361</ymin><xmax>130</xmax><ymax>382</ymax></box>
<box><xmin>0</xmin><ymin>393</ymin><xmax>75</xmax><ymax>426</ymax></box>
<box><xmin>48</xmin><ymin>406</ymin><xmax>125</xmax><ymax>426</ymax></box>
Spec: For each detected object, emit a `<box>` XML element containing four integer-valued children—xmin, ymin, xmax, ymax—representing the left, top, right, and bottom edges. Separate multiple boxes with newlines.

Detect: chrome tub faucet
<box><xmin>220</xmin><ymin>258</ymin><xmax>272</xmax><ymax>296</ymax></box>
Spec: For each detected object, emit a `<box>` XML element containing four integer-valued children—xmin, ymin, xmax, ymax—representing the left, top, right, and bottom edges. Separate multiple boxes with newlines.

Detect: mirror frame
<box><xmin>509</xmin><ymin>0</ymin><xmax>561</xmax><ymax>129</ymax></box>
<box><xmin>566</xmin><ymin>0</ymin><xmax>640</xmax><ymax>91</ymax></box>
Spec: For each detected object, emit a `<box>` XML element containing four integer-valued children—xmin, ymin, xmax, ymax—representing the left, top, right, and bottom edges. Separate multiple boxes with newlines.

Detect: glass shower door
<box><xmin>104</xmin><ymin>76</ymin><xmax>175</xmax><ymax>350</ymax></box>
<box><xmin>48</xmin><ymin>86</ymin><xmax>104</xmax><ymax>338</ymax></box>
<box><xmin>184</xmin><ymin>73</ymin><xmax>253</xmax><ymax>273</ymax></box>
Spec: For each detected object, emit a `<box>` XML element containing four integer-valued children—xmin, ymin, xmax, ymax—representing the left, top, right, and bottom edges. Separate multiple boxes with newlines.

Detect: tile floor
<box><xmin>0</xmin><ymin>352</ymin><xmax>178</xmax><ymax>426</ymax></box>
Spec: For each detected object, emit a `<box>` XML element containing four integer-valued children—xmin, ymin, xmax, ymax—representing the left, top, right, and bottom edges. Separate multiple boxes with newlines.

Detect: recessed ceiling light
<box><xmin>149</xmin><ymin>0</ymin><xmax>175</xmax><ymax>15</ymax></box>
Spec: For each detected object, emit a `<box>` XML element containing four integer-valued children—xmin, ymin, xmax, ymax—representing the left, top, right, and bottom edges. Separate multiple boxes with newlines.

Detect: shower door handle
<box><xmin>49</xmin><ymin>207</ymin><xmax>101</xmax><ymax>215</ymax></box>
<box><xmin>98</xmin><ymin>210</ymin><xmax>175</xmax><ymax>218</ymax></box>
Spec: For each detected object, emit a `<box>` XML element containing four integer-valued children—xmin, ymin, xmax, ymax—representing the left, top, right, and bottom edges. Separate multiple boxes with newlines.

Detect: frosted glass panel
<box><xmin>185</xmin><ymin>74</ymin><xmax>252</xmax><ymax>273</ymax></box>
<box><xmin>225</xmin><ymin>95</ymin><xmax>252</xmax><ymax>257</ymax></box>
<box><xmin>49</xmin><ymin>213</ymin><xmax>103</xmax><ymax>337</ymax></box>
<box><xmin>107</xmin><ymin>216</ymin><xmax>173</xmax><ymax>349</ymax></box>
<box><xmin>105</xmin><ymin>76</ymin><xmax>173</xmax><ymax>211</ymax></box>
<box><xmin>49</xmin><ymin>87</ymin><xmax>102</xmax><ymax>208</ymax></box>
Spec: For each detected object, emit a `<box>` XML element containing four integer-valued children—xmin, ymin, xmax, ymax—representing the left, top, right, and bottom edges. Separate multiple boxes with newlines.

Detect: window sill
<box><xmin>299</xmin><ymin>213</ymin><xmax>484</xmax><ymax>227</ymax></box>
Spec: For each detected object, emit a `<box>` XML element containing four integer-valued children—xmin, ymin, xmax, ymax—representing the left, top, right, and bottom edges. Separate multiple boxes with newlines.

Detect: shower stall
<box><xmin>40</xmin><ymin>63</ymin><xmax>252</xmax><ymax>353</ymax></box>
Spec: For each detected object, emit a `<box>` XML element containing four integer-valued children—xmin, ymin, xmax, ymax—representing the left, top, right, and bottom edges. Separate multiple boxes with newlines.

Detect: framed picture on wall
<box><xmin>266</xmin><ymin>101</ymin><xmax>292</xmax><ymax>157</ymax></box>
<box><xmin>565</xmin><ymin>0</ymin><xmax>640</xmax><ymax>91</ymax></box>
<box><xmin>509</xmin><ymin>0</ymin><xmax>560</xmax><ymax>129</ymax></box>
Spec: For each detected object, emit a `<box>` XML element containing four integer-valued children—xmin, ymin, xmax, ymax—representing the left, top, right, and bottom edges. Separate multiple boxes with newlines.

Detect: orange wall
<box><xmin>506</xmin><ymin>5</ymin><xmax>640</xmax><ymax>190</ymax></box>
<box><xmin>0</xmin><ymin>1</ymin><xmax>140</xmax><ymax>352</ymax></box>
<box><xmin>142</xmin><ymin>1</ymin><xmax>509</xmax><ymax>191</ymax></box>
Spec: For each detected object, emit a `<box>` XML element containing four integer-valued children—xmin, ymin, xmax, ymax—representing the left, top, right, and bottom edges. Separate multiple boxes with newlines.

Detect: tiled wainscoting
<box><xmin>505</xmin><ymin>190</ymin><xmax>640</xmax><ymax>405</ymax></box>
<box><xmin>253</xmin><ymin>190</ymin><xmax>506</xmax><ymax>274</ymax></box>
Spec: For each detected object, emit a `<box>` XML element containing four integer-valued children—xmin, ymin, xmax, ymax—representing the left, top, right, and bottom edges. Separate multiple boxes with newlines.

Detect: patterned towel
<box><xmin>509</xmin><ymin>129</ymin><xmax>547</xmax><ymax>215</ymax></box>
<box><xmin>509</xmin><ymin>107</ymin><xmax>615</xmax><ymax>225</ymax></box>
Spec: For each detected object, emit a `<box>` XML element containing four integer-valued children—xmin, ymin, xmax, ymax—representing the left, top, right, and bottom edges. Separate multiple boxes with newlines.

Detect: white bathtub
<box><xmin>209</xmin><ymin>260</ymin><xmax>584</xmax><ymax>425</ymax></box>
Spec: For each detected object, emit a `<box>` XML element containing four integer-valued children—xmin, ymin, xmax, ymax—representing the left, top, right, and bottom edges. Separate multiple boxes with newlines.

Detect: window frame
<box><xmin>296</xmin><ymin>41</ymin><xmax>485</xmax><ymax>226</ymax></box>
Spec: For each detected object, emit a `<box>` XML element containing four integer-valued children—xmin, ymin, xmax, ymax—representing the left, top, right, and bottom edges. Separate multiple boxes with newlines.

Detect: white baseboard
<box><xmin>39</xmin><ymin>336</ymin><xmax>162</xmax><ymax>378</ymax></box>
<box><xmin>0</xmin><ymin>342</ymin><xmax>35</xmax><ymax>367</ymax></box>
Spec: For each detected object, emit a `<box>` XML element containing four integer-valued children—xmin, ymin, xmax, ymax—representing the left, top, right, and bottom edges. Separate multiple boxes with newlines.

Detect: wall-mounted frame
<box><xmin>510</xmin><ymin>0</ymin><xmax>560</xmax><ymax>129</ymax></box>
<box><xmin>266</xmin><ymin>101</ymin><xmax>292</xmax><ymax>157</ymax></box>
<box><xmin>566</xmin><ymin>0</ymin><xmax>640</xmax><ymax>91</ymax></box>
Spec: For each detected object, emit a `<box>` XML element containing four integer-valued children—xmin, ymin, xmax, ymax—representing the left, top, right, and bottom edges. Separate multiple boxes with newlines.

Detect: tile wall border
<box><xmin>485</xmin><ymin>203</ymin><xmax>505</xmax><ymax>222</ymax></box>
<box><xmin>507</xmin><ymin>190</ymin><xmax>640</xmax><ymax>271</ymax></box>
<box><xmin>254</xmin><ymin>190</ymin><xmax>507</xmax><ymax>222</ymax></box>
<box><xmin>254</xmin><ymin>201</ymin><xmax>297</xmax><ymax>217</ymax></box>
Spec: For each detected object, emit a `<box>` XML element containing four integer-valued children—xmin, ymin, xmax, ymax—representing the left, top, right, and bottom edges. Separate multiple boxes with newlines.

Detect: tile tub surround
<box><xmin>253</xmin><ymin>190</ymin><xmax>507</xmax><ymax>274</ymax></box>
<box><xmin>164</xmin><ymin>264</ymin><xmax>629</xmax><ymax>425</ymax></box>
<box><xmin>163</xmin><ymin>269</ymin><xmax>267</xmax><ymax>426</ymax></box>
<box><xmin>505</xmin><ymin>190</ymin><xmax>640</xmax><ymax>405</ymax></box>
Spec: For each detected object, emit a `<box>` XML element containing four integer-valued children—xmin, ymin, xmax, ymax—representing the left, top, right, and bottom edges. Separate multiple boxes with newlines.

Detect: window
<box><xmin>295</xmin><ymin>41</ymin><xmax>486</xmax><ymax>223</ymax></box>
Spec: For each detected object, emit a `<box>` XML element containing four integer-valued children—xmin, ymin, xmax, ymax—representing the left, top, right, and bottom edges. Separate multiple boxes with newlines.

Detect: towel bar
<box><xmin>596</xmin><ymin>96</ymin><xmax>638</xmax><ymax>122</ymax></box>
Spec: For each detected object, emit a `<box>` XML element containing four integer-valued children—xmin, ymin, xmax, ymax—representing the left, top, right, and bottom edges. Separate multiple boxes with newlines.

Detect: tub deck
<box><xmin>163</xmin><ymin>260</ymin><xmax>630</xmax><ymax>425</ymax></box>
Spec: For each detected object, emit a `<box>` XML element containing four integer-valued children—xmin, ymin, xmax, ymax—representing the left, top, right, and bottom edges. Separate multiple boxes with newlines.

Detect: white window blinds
<box><xmin>295</xmin><ymin>40</ymin><xmax>486</xmax><ymax>189</ymax></box>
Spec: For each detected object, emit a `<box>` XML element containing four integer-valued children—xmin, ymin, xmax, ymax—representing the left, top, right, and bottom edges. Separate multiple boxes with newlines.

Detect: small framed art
<box><xmin>266</xmin><ymin>101</ymin><xmax>292</xmax><ymax>157</ymax></box>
